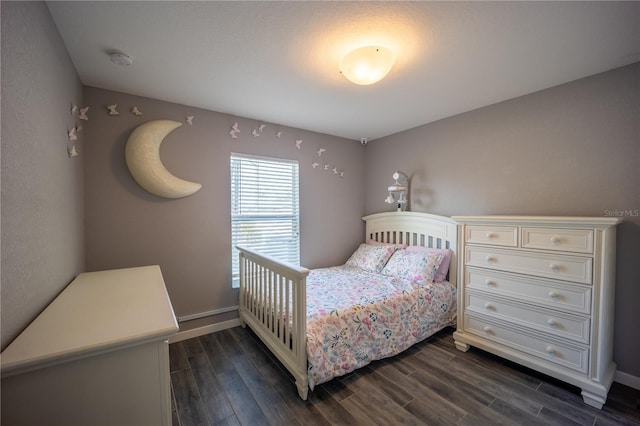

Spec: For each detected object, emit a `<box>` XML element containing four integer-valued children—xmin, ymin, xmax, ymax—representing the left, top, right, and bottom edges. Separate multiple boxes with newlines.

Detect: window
<box><xmin>230</xmin><ymin>153</ymin><xmax>300</xmax><ymax>287</ymax></box>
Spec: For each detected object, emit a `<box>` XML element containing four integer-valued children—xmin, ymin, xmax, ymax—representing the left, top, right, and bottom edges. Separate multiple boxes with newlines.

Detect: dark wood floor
<box><xmin>169</xmin><ymin>326</ymin><xmax>640</xmax><ymax>426</ymax></box>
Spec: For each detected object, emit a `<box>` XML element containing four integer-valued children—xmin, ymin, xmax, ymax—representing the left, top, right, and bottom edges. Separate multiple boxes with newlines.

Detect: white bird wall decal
<box><xmin>229</xmin><ymin>122</ymin><xmax>240</xmax><ymax>139</ymax></box>
<box><xmin>107</xmin><ymin>104</ymin><xmax>120</xmax><ymax>116</ymax></box>
<box><xmin>186</xmin><ymin>116</ymin><xmax>194</xmax><ymax>125</ymax></box>
<box><xmin>132</xmin><ymin>106</ymin><xmax>143</xmax><ymax>116</ymax></box>
<box><xmin>68</xmin><ymin>127</ymin><xmax>78</xmax><ymax>141</ymax></box>
<box><xmin>79</xmin><ymin>107</ymin><xmax>89</xmax><ymax>120</ymax></box>
<box><xmin>317</xmin><ymin>148</ymin><xmax>326</xmax><ymax>157</ymax></box>
<box><xmin>295</xmin><ymin>139</ymin><xmax>302</xmax><ymax>150</ymax></box>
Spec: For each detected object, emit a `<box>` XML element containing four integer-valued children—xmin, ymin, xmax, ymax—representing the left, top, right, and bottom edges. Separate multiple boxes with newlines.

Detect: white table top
<box><xmin>1</xmin><ymin>265</ymin><xmax>178</xmax><ymax>377</ymax></box>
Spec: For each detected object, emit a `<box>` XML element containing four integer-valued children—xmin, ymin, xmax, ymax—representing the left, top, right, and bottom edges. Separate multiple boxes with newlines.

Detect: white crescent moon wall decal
<box><xmin>125</xmin><ymin>120</ymin><xmax>202</xmax><ymax>199</ymax></box>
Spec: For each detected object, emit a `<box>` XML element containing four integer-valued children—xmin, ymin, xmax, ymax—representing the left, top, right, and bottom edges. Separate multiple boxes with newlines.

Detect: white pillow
<box><xmin>405</xmin><ymin>246</ymin><xmax>452</xmax><ymax>283</ymax></box>
<box><xmin>345</xmin><ymin>243</ymin><xmax>396</xmax><ymax>273</ymax></box>
<box><xmin>381</xmin><ymin>250</ymin><xmax>444</xmax><ymax>283</ymax></box>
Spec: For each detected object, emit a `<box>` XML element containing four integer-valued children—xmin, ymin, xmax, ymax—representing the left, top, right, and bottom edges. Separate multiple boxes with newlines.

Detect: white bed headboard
<box><xmin>362</xmin><ymin>212</ymin><xmax>458</xmax><ymax>285</ymax></box>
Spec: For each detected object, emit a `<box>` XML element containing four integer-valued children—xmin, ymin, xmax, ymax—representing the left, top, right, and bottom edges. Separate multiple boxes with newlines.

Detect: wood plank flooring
<box><xmin>170</xmin><ymin>326</ymin><xmax>640</xmax><ymax>426</ymax></box>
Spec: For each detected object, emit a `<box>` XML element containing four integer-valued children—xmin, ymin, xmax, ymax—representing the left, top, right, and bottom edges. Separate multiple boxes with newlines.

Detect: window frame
<box><xmin>230</xmin><ymin>153</ymin><xmax>300</xmax><ymax>287</ymax></box>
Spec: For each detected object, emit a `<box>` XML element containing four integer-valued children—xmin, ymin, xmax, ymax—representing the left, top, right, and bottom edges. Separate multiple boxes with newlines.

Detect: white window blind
<box><xmin>230</xmin><ymin>153</ymin><xmax>300</xmax><ymax>287</ymax></box>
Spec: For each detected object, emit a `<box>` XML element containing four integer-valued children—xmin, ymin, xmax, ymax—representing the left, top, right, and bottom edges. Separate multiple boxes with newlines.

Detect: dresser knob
<box><xmin>546</xmin><ymin>346</ymin><xmax>556</xmax><ymax>356</ymax></box>
<box><xmin>483</xmin><ymin>326</ymin><xmax>493</xmax><ymax>334</ymax></box>
<box><xmin>486</xmin><ymin>232</ymin><xmax>496</xmax><ymax>241</ymax></box>
<box><xmin>548</xmin><ymin>291</ymin><xmax>559</xmax><ymax>300</ymax></box>
<box><xmin>485</xmin><ymin>280</ymin><xmax>496</xmax><ymax>287</ymax></box>
<box><xmin>550</xmin><ymin>236</ymin><xmax>562</xmax><ymax>246</ymax></box>
<box><xmin>485</xmin><ymin>256</ymin><xmax>496</xmax><ymax>264</ymax></box>
<box><xmin>547</xmin><ymin>319</ymin><xmax>557</xmax><ymax>328</ymax></box>
<box><xmin>549</xmin><ymin>264</ymin><xmax>560</xmax><ymax>273</ymax></box>
<box><xmin>484</xmin><ymin>303</ymin><xmax>495</xmax><ymax>312</ymax></box>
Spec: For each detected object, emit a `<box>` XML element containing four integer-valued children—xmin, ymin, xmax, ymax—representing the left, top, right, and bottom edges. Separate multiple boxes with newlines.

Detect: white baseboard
<box><xmin>168</xmin><ymin>318</ymin><xmax>241</xmax><ymax>344</ymax></box>
<box><xmin>176</xmin><ymin>305</ymin><xmax>239</xmax><ymax>323</ymax></box>
<box><xmin>614</xmin><ymin>370</ymin><xmax>640</xmax><ymax>390</ymax></box>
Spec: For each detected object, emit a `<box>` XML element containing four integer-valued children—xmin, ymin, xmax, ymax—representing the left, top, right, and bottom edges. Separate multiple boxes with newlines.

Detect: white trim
<box><xmin>168</xmin><ymin>318</ymin><xmax>241</xmax><ymax>344</ymax></box>
<box><xmin>614</xmin><ymin>370</ymin><xmax>640</xmax><ymax>390</ymax></box>
<box><xmin>177</xmin><ymin>306</ymin><xmax>239</xmax><ymax>323</ymax></box>
<box><xmin>230</xmin><ymin>151</ymin><xmax>298</xmax><ymax>165</ymax></box>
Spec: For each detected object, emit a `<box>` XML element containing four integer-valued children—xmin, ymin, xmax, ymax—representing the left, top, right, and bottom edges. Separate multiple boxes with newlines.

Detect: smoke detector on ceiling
<box><xmin>109</xmin><ymin>51</ymin><xmax>134</xmax><ymax>66</ymax></box>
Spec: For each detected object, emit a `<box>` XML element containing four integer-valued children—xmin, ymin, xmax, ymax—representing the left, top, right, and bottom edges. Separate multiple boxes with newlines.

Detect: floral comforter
<box><xmin>305</xmin><ymin>265</ymin><xmax>457</xmax><ymax>389</ymax></box>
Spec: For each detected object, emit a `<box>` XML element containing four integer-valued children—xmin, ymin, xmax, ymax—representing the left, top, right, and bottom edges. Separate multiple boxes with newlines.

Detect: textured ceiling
<box><xmin>47</xmin><ymin>1</ymin><xmax>640</xmax><ymax>141</ymax></box>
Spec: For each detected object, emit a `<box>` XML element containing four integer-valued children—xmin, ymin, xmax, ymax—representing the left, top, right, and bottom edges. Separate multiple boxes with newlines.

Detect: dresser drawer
<box><xmin>465</xmin><ymin>268</ymin><xmax>592</xmax><ymax>314</ymax></box>
<box><xmin>465</xmin><ymin>315</ymin><xmax>589</xmax><ymax>373</ymax></box>
<box><xmin>466</xmin><ymin>292</ymin><xmax>590</xmax><ymax>344</ymax></box>
<box><xmin>465</xmin><ymin>246</ymin><xmax>593</xmax><ymax>284</ymax></box>
<box><xmin>522</xmin><ymin>227</ymin><xmax>594</xmax><ymax>254</ymax></box>
<box><xmin>465</xmin><ymin>225</ymin><xmax>518</xmax><ymax>247</ymax></box>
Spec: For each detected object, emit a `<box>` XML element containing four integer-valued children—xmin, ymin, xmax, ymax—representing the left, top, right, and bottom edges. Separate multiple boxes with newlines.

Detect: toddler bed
<box><xmin>237</xmin><ymin>211</ymin><xmax>458</xmax><ymax>400</ymax></box>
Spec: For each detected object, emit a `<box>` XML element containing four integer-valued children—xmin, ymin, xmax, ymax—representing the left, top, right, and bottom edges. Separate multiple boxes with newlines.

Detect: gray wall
<box><xmin>1</xmin><ymin>2</ymin><xmax>85</xmax><ymax>350</ymax></box>
<box><xmin>82</xmin><ymin>87</ymin><xmax>365</xmax><ymax>321</ymax></box>
<box><xmin>365</xmin><ymin>62</ymin><xmax>640</xmax><ymax>377</ymax></box>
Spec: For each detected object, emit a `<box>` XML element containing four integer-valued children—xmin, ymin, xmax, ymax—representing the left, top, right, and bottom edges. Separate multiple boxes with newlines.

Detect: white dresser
<box><xmin>451</xmin><ymin>216</ymin><xmax>620</xmax><ymax>409</ymax></box>
<box><xmin>1</xmin><ymin>265</ymin><xmax>179</xmax><ymax>425</ymax></box>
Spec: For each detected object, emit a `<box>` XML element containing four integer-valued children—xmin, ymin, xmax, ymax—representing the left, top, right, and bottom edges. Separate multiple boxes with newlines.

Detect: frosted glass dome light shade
<box><xmin>339</xmin><ymin>46</ymin><xmax>396</xmax><ymax>85</ymax></box>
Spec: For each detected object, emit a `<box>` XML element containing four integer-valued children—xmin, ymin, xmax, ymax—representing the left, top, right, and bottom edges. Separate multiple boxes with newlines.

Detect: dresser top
<box><xmin>452</xmin><ymin>215</ymin><xmax>621</xmax><ymax>227</ymax></box>
<box><xmin>1</xmin><ymin>265</ymin><xmax>179</xmax><ymax>377</ymax></box>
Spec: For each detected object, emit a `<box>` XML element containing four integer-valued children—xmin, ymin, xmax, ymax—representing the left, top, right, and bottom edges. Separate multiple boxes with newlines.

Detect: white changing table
<box><xmin>1</xmin><ymin>265</ymin><xmax>179</xmax><ymax>426</ymax></box>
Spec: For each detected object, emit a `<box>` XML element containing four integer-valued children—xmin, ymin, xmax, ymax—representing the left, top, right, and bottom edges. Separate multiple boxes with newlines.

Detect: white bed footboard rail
<box><xmin>236</xmin><ymin>245</ymin><xmax>311</xmax><ymax>399</ymax></box>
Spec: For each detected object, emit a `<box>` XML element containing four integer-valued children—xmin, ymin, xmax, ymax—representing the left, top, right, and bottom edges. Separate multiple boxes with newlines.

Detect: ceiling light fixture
<box><xmin>109</xmin><ymin>51</ymin><xmax>134</xmax><ymax>66</ymax></box>
<box><xmin>339</xmin><ymin>45</ymin><xmax>395</xmax><ymax>85</ymax></box>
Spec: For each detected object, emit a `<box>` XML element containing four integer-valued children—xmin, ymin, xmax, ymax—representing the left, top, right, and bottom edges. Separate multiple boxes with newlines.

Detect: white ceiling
<box><xmin>47</xmin><ymin>1</ymin><xmax>639</xmax><ymax>141</ymax></box>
